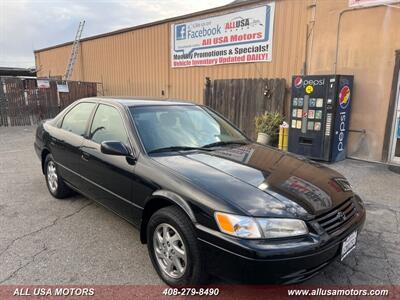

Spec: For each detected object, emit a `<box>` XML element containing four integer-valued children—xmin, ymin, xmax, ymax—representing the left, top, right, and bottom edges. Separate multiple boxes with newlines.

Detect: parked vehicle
<box><xmin>34</xmin><ymin>97</ymin><xmax>366</xmax><ymax>285</ymax></box>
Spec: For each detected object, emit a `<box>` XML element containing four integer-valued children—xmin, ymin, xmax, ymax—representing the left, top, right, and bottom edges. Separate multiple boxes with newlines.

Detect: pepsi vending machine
<box><xmin>288</xmin><ymin>75</ymin><xmax>353</xmax><ymax>162</ymax></box>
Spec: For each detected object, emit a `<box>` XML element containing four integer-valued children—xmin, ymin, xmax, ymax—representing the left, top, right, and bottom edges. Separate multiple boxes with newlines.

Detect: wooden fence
<box><xmin>0</xmin><ymin>77</ymin><xmax>97</xmax><ymax>127</ymax></box>
<box><xmin>204</xmin><ymin>78</ymin><xmax>286</xmax><ymax>139</ymax></box>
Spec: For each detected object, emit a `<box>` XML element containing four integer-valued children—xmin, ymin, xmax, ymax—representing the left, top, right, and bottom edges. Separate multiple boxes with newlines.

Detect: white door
<box><xmin>390</xmin><ymin>70</ymin><xmax>400</xmax><ymax>164</ymax></box>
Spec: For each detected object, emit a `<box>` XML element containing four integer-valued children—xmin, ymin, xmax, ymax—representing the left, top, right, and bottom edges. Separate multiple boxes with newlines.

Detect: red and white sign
<box><xmin>349</xmin><ymin>0</ymin><xmax>399</xmax><ymax>7</ymax></box>
<box><xmin>37</xmin><ymin>79</ymin><xmax>50</xmax><ymax>89</ymax></box>
<box><xmin>171</xmin><ymin>4</ymin><xmax>275</xmax><ymax>68</ymax></box>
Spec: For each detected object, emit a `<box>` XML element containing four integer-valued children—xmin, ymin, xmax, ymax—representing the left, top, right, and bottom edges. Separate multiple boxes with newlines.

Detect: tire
<box><xmin>44</xmin><ymin>154</ymin><xmax>72</xmax><ymax>199</ymax></box>
<box><xmin>147</xmin><ymin>206</ymin><xmax>207</xmax><ymax>286</ymax></box>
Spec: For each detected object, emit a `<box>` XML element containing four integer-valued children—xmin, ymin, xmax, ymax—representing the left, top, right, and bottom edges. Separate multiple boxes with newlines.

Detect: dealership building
<box><xmin>34</xmin><ymin>0</ymin><xmax>400</xmax><ymax>165</ymax></box>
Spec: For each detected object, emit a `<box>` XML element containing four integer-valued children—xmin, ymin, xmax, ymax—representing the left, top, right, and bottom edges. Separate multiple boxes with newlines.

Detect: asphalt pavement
<box><xmin>0</xmin><ymin>126</ymin><xmax>399</xmax><ymax>285</ymax></box>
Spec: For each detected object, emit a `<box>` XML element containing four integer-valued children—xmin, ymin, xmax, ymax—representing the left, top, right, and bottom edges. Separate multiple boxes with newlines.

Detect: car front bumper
<box><xmin>196</xmin><ymin>207</ymin><xmax>366</xmax><ymax>284</ymax></box>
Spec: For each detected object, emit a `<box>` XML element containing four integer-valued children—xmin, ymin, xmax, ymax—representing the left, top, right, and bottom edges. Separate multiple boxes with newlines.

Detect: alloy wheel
<box><xmin>47</xmin><ymin>161</ymin><xmax>58</xmax><ymax>193</ymax></box>
<box><xmin>153</xmin><ymin>223</ymin><xmax>187</xmax><ymax>279</ymax></box>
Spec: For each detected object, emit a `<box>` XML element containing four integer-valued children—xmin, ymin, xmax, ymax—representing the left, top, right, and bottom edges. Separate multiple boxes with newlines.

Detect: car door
<box><xmin>50</xmin><ymin>102</ymin><xmax>96</xmax><ymax>191</ymax></box>
<box><xmin>79</xmin><ymin>103</ymin><xmax>140</xmax><ymax>224</ymax></box>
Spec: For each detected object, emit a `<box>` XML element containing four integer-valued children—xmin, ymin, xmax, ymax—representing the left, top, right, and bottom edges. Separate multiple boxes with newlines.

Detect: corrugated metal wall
<box><xmin>34</xmin><ymin>0</ymin><xmax>400</xmax><ymax>162</ymax></box>
<box><xmin>35</xmin><ymin>0</ymin><xmax>311</xmax><ymax>104</ymax></box>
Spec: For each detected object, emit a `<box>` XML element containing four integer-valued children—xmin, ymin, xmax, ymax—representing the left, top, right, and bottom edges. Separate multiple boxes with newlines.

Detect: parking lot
<box><xmin>0</xmin><ymin>126</ymin><xmax>399</xmax><ymax>285</ymax></box>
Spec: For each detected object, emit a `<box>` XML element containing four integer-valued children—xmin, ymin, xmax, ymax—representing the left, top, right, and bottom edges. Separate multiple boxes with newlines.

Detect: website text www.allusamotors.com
<box><xmin>288</xmin><ymin>288</ymin><xmax>389</xmax><ymax>297</ymax></box>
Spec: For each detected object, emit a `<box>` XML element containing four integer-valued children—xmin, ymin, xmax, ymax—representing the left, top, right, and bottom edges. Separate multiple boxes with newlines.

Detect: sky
<box><xmin>0</xmin><ymin>0</ymin><xmax>232</xmax><ymax>68</ymax></box>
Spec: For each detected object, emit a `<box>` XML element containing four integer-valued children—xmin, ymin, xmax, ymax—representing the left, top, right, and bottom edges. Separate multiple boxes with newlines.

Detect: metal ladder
<box><xmin>64</xmin><ymin>20</ymin><xmax>85</xmax><ymax>80</ymax></box>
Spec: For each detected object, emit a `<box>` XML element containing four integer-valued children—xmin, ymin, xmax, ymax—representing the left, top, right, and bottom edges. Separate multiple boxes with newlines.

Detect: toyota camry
<box><xmin>34</xmin><ymin>97</ymin><xmax>366</xmax><ymax>285</ymax></box>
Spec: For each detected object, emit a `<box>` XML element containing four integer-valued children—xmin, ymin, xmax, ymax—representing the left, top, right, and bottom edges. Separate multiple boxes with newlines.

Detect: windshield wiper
<box><xmin>148</xmin><ymin>146</ymin><xmax>213</xmax><ymax>154</ymax></box>
<box><xmin>202</xmin><ymin>140</ymin><xmax>249</xmax><ymax>149</ymax></box>
<box><xmin>148</xmin><ymin>141</ymin><xmax>249</xmax><ymax>154</ymax></box>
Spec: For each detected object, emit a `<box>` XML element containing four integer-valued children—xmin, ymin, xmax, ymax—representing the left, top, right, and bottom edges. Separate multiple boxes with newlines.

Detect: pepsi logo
<box><xmin>339</xmin><ymin>85</ymin><xmax>350</xmax><ymax>109</ymax></box>
<box><xmin>294</xmin><ymin>76</ymin><xmax>302</xmax><ymax>88</ymax></box>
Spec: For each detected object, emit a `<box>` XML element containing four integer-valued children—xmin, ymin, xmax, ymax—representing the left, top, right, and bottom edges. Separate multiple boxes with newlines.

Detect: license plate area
<box><xmin>341</xmin><ymin>230</ymin><xmax>357</xmax><ymax>261</ymax></box>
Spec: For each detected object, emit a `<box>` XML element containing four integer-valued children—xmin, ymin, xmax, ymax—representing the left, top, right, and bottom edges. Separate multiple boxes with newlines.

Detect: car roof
<box><xmin>85</xmin><ymin>96</ymin><xmax>197</xmax><ymax>107</ymax></box>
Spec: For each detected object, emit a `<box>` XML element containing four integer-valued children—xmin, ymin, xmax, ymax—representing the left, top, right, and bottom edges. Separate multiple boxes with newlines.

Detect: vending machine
<box><xmin>288</xmin><ymin>75</ymin><xmax>353</xmax><ymax>162</ymax></box>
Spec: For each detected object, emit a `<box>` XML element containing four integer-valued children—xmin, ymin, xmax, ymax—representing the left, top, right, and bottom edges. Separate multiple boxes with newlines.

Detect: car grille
<box><xmin>316</xmin><ymin>198</ymin><xmax>356</xmax><ymax>235</ymax></box>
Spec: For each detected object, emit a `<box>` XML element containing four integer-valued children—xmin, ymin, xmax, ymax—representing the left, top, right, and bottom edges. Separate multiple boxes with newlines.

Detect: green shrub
<box><xmin>255</xmin><ymin>111</ymin><xmax>284</xmax><ymax>145</ymax></box>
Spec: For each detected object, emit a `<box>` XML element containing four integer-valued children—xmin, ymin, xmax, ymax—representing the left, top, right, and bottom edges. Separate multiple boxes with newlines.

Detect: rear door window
<box><xmin>61</xmin><ymin>102</ymin><xmax>96</xmax><ymax>136</ymax></box>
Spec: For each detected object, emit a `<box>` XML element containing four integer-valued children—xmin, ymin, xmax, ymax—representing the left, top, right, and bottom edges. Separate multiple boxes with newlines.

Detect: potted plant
<box><xmin>255</xmin><ymin>111</ymin><xmax>284</xmax><ymax>146</ymax></box>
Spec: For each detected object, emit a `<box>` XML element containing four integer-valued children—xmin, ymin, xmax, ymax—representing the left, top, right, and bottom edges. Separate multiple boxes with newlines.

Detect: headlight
<box><xmin>257</xmin><ymin>218</ymin><xmax>308</xmax><ymax>238</ymax></box>
<box><xmin>214</xmin><ymin>212</ymin><xmax>261</xmax><ymax>238</ymax></box>
<box><xmin>215</xmin><ymin>212</ymin><xmax>308</xmax><ymax>239</ymax></box>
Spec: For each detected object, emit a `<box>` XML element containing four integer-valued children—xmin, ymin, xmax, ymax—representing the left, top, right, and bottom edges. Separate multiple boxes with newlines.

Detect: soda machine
<box><xmin>288</xmin><ymin>75</ymin><xmax>353</xmax><ymax>162</ymax></box>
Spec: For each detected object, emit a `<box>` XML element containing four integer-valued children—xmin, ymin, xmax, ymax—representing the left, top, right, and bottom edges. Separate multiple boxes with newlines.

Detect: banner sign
<box><xmin>349</xmin><ymin>0</ymin><xmax>399</xmax><ymax>6</ymax></box>
<box><xmin>56</xmin><ymin>82</ymin><xmax>69</xmax><ymax>93</ymax></box>
<box><xmin>171</xmin><ymin>4</ymin><xmax>275</xmax><ymax>68</ymax></box>
<box><xmin>37</xmin><ymin>79</ymin><xmax>50</xmax><ymax>89</ymax></box>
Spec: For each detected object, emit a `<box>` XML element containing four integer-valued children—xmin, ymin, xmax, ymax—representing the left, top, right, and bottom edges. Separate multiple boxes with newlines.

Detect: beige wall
<box><xmin>35</xmin><ymin>23</ymin><xmax>171</xmax><ymax>97</ymax></box>
<box><xmin>35</xmin><ymin>0</ymin><xmax>311</xmax><ymax>102</ymax></box>
<box><xmin>35</xmin><ymin>0</ymin><xmax>400</xmax><ymax>162</ymax></box>
<box><xmin>309</xmin><ymin>0</ymin><xmax>400</xmax><ymax>161</ymax></box>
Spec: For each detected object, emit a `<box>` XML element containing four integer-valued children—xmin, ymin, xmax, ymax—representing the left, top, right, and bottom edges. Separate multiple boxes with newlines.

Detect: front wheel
<box><xmin>44</xmin><ymin>154</ymin><xmax>72</xmax><ymax>199</ymax></box>
<box><xmin>147</xmin><ymin>206</ymin><xmax>207</xmax><ymax>286</ymax></box>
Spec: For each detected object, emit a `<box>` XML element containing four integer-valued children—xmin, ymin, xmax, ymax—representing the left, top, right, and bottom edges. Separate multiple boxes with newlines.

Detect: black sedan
<box><xmin>34</xmin><ymin>97</ymin><xmax>366</xmax><ymax>285</ymax></box>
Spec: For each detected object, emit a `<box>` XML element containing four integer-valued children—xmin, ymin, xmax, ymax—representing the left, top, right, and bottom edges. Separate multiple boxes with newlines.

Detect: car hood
<box><xmin>151</xmin><ymin>143</ymin><xmax>353</xmax><ymax>219</ymax></box>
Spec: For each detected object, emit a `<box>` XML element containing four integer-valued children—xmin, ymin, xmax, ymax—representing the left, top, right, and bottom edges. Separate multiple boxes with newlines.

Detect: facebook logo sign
<box><xmin>176</xmin><ymin>25</ymin><xmax>186</xmax><ymax>40</ymax></box>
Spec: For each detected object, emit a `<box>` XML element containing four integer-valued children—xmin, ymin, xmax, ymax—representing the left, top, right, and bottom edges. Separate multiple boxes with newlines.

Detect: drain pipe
<box><xmin>303</xmin><ymin>1</ymin><xmax>317</xmax><ymax>75</ymax></box>
<box><xmin>334</xmin><ymin>3</ymin><xmax>400</xmax><ymax>158</ymax></box>
<box><xmin>333</xmin><ymin>3</ymin><xmax>399</xmax><ymax>74</ymax></box>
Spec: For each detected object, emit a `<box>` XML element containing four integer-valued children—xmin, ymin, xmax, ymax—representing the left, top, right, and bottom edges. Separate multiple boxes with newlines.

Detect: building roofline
<box><xmin>34</xmin><ymin>0</ymin><xmax>266</xmax><ymax>53</ymax></box>
<box><xmin>0</xmin><ymin>67</ymin><xmax>37</xmax><ymax>77</ymax></box>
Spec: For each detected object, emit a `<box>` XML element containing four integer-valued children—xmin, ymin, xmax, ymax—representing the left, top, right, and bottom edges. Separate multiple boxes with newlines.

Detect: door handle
<box><xmin>81</xmin><ymin>152</ymin><xmax>90</xmax><ymax>161</ymax></box>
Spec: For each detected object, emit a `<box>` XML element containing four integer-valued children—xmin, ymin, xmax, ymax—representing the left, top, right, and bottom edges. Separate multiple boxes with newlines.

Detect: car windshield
<box><xmin>129</xmin><ymin>105</ymin><xmax>248</xmax><ymax>154</ymax></box>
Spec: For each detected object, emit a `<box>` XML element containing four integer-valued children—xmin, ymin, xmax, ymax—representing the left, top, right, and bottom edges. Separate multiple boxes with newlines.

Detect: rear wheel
<box><xmin>147</xmin><ymin>206</ymin><xmax>207</xmax><ymax>286</ymax></box>
<box><xmin>44</xmin><ymin>154</ymin><xmax>71</xmax><ymax>199</ymax></box>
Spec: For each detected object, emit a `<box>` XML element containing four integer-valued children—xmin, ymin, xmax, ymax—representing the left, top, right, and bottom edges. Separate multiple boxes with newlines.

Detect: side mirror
<box><xmin>101</xmin><ymin>141</ymin><xmax>130</xmax><ymax>156</ymax></box>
